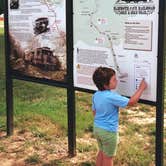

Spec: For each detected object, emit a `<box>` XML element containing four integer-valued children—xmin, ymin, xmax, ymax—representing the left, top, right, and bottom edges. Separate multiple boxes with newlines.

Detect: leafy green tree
<box><xmin>0</xmin><ymin>0</ymin><xmax>4</xmax><ymax>14</ymax></box>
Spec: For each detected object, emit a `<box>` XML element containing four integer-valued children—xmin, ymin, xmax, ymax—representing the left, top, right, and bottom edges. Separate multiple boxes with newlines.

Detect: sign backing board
<box><xmin>8</xmin><ymin>0</ymin><xmax>67</xmax><ymax>83</ymax></box>
<box><xmin>73</xmin><ymin>0</ymin><xmax>159</xmax><ymax>103</ymax></box>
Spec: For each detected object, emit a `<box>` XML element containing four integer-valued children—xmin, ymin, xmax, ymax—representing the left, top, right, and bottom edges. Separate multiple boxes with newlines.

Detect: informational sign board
<box><xmin>8</xmin><ymin>0</ymin><xmax>67</xmax><ymax>82</ymax></box>
<box><xmin>73</xmin><ymin>0</ymin><xmax>159</xmax><ymax>102</ymax></box>
<box><xmin>4</xmin><ymin>1</ymin><xmax>165</xmax><ymax>163</ymax></box>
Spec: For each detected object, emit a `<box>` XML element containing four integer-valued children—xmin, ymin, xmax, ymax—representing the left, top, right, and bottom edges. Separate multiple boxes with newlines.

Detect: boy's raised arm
<box><xmin>128</xmin><ymin>79</ymin><xmax>147</xmax><ymax>106</ymax></box>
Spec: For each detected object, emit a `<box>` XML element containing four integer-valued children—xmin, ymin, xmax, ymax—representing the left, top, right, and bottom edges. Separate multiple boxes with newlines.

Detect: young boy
<box><xmin>92</xmin><ymin>67</ymin><xmax>147</xmax><ymax>166</ymax></box>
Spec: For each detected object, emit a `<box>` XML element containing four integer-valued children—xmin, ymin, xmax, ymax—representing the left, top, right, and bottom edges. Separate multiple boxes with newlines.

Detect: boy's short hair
<box><xmin>92</xmin><ymin>67</ymin><xmax>115</xmax><ymax>91</ymax></box>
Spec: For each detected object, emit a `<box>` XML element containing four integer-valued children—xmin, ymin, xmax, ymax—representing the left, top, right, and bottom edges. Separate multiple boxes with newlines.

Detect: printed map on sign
<box><xmin>74</xmin><ymin>0</ymin><xmax>158</xmax><ymax>102</ymax></box>
<box><xmin>9</xmin><ymin>0</ymin><xmax>66</xmax><ymax>81</ymax></box>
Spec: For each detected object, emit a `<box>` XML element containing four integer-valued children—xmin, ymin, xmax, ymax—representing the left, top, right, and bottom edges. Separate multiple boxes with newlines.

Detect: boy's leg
<box><xmin>94</xmin><ymin>127</ymin><xmax>118</xmax><ymax>166</ymax></box>
<box><xmin>102</xmin><ymin>152</ymin><xmax>114</xmax><ymax>166</ymax></box>
<box><xmin>96</xmin><ymin>150</ymin><xmax>103</xmax><ymax>166</ymax></box>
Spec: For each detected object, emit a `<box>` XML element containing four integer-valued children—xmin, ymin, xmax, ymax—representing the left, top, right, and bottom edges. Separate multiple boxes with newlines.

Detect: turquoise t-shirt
<box><xmin>92</xmin><ymin>90</ymin><xmax>129</xmax><ymax>132</ymax></box>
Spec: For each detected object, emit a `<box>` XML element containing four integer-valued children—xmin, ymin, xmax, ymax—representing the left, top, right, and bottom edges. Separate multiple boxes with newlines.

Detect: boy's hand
<box><xmin>139</xmin><ymin>79</ymin><xmax>147</xmax><ymax>91</ymax></box>
<box><xmin>128</xmin><ymin>79</ymin><xmax>147</xmax><ymax>106</ymax></box>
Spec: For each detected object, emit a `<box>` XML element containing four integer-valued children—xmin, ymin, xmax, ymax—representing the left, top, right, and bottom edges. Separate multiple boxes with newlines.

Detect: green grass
<box><xmin>0</xmin><ymin>27</ymin><xmax>4</xmax><ymax>34</ymax></box>
<box><xmin>25</xmin><ymin>153</ymin><xmax>41</xmax><ymax>164</ymax></box>
<box><xmin>0</xmin><ymin>26</ymin><xmax>165</xmax><ymax>165</ymax></box>
<box><xmin>0</xmin><ymin>30</ymin><xmax>6</xmax><ymax>132</ymax></box>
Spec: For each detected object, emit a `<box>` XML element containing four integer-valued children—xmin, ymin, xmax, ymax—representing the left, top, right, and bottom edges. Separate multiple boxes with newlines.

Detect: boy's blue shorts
<box><xmin>93</xmin><ymin>126</ymin><xmax>119</xmax><ymax>157</ymax></box>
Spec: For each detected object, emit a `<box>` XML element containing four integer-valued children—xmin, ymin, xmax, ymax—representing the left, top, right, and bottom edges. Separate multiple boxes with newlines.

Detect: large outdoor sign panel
<box><xmin>74</xmin><ymin>0</ymin><xmax>159</xmax><ymax>102</ymax></box>
<box><xmin>8</xmin><ymin>0</ymin><xmax>66</xmax><ymax>82</ymax></box>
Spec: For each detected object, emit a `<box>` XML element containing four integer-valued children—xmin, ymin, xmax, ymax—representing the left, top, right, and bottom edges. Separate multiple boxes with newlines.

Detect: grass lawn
<box><xmin>0</xmin><ymin>27</ymin><xmax>165</xmax><ymax>165</ymax></box>
<box><xmin>0</xmin><ymin>28</ymin><xmax>4</xmax><ymax>34</ymax></box>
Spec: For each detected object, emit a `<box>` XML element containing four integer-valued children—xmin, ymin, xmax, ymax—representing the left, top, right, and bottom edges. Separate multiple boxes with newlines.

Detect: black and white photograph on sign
<box><xmin>8</xmin><ymin>0</ymin><xmax>66</xmax><ymax>82</ymax></box>
<box><xmin>73</xmin><ymin>0</ymin><xmax>158</xmax><ymax>102</ymax></box>
<box><xmin>33</xmin><ymin>17</ymin><xmax>50</xmax><ymax>35</ymax></box>
<box><xmin>10</xmin><ymin>0</ymin><xmax>19</xmax><ymax>9</ymax></box>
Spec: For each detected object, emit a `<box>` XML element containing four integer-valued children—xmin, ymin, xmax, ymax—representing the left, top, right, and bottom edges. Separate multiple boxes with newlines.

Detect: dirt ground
<box><xmin>0</xmin><ymin>130</ymin><xmax>96</xmax><ymax>166</ymax></box>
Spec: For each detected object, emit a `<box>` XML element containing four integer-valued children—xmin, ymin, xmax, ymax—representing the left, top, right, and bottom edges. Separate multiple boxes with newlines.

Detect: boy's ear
<box><xmin>104</xmin><ymin>84</ymin><xmax>109</xmax><ymax>90</ymax></box>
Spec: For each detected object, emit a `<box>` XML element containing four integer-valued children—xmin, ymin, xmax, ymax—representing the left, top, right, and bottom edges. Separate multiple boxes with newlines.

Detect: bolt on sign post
<box><xmin>4</xmin><ymin>0</ymin><xmax>165</xmax><ymax>164</ymax></box>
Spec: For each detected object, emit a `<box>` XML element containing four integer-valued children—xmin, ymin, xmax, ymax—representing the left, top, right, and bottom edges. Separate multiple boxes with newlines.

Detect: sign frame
<box><xmin>4</xmin><ymin>0</ymin><xmax>165</xmax><ymax>165</ymax></box>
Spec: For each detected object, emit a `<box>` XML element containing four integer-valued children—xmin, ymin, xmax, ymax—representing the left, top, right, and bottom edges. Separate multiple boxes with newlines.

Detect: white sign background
<box><xmin>73</xmin><ymin>0</ymin><xmax>159</xmax><ymax>102</ymax></box>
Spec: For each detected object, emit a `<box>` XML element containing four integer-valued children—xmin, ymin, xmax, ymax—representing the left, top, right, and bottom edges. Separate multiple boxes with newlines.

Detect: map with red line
<box><xmin>73</xmin><ymin>0</ymin><xmax>159</xmax><ymax>102</ymax></box>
